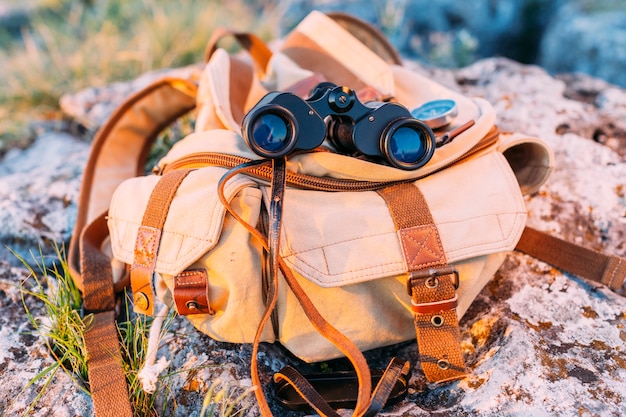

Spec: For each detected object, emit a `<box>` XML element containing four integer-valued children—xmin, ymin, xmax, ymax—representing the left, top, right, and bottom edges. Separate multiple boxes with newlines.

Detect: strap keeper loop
<box><xmin>411</xmin><ymin>295</ymin><xmax>459</xmax><ymax>314</ymax></box>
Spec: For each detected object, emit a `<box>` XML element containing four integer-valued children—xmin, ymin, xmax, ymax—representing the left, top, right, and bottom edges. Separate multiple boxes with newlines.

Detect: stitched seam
<box><xmin>607</xmin><ymin>257</ymin><xmax>622</xmax><ymax>288</ymax></box>
<box><xmin>401</xmin><ymin>226</ymin><xmax>445</xmax><ymax>269</ymax></box>
<box><xmin>283</xmin><ymin>254</ymin><xmax>404</xmax><ymax>281</ymax></box>
<box><xmin>175</xmin><ymin>271</ymin><xmax>206</xmax><ymax>286</ymax></box>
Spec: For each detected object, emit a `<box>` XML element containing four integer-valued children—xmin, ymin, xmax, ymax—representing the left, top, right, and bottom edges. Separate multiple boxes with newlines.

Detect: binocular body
<box><xmin>241</xmin><ymin>83</ymin><xmax>436</xmax><ymax>170</ymax></box>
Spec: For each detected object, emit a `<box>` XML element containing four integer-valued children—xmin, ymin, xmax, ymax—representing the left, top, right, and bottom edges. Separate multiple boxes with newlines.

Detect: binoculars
<box><xmin>241</xmin><ymin>83</ymin><xmax>435</xmax><ymax>170</ymax></box>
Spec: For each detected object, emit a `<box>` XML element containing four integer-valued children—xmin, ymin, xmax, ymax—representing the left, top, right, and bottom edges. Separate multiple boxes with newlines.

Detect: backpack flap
<box><xmin>271</xmin><ymin>147</ymin><xmax>526</xmax><ymax>362</ymax></box>
<box><xmin>107</xmin><ymin>139</ymin><xmax>276</xmax><ymax>343</ymax></box>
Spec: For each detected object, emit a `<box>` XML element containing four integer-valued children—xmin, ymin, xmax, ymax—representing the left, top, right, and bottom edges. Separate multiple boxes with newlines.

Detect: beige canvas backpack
<box><xmin>68</xmin><ymin>11</ymin><xmax>626</xmax><ymax>417</ymax></box>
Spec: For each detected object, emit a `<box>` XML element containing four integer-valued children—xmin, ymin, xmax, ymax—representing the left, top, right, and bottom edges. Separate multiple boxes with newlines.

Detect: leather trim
<box><xmin>131</xmin><ymin>226</ymin><xmax>161</xmax><ymax>315</ymax></box>
<box><xmin>173</xmin><ymin>269</ymin><xmax>214</xmax><ymax>315</ymax></box>
<box><xmin>400</xmin><ymin>225</ymin><xmax>446</xmax><ymax>270</ymax></box>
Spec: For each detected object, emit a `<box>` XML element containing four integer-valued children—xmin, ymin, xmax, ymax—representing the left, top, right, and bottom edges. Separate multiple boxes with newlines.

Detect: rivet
<box><xmin>186</xmin><ymin>301</ymin><xmax>199</xmax><ymax>312</ymax></box>
<box><xmin>425</xmin><ymin>277</ymin><xmax>439</xmax><ymax>289</ymax></box>
<box><xmin>431</xmin><ymin>315</ymin><xmax>445</xmax><ymax>327</ymax></box>
<box><xmin>134</xmin><ymin>292</ymin><xmax>149</xmax><ymax>311</ymax></box>
<box><xmin>437</xmin><ymin>359</ymin><xmax>451</xmax><ymax>370</ymax></box>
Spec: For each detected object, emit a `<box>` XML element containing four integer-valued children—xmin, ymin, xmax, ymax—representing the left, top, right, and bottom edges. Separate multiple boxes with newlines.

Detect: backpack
<box><xmin>67</xmin><ymin>11</ymin><xmax>626</xmax><ymax>417</ymax></box>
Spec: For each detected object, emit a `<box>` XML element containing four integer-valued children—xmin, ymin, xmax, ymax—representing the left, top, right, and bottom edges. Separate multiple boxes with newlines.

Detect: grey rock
<box><xmin>538</xmin><ymin>3</ymin><xmax>626</xmax><ymax>91</ymax></box>
<box><xmin>1</xmin><ymin>57</ymin><xmax>626</xmax><ymax>416</ymax></box>
<box><xmin>0</xmin><ymin>132</ymin><xmax>88</xmax><ymax>266</ymax></box>
<box><xmin>282</xmin><ymin>0</ymin><xmax>560</xmax><ymax>65</ymax></box>
<box><xmin>283</xmin><ymin>0</ymin><xmax>626</xmax><ymax>88</ymax></box>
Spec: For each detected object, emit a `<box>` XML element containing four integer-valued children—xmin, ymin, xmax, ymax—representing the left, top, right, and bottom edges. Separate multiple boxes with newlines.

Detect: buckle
<box><xmin>406</xmin><ymin>266</ymin><xmax>459</xmax><ymax>296</ymax></box>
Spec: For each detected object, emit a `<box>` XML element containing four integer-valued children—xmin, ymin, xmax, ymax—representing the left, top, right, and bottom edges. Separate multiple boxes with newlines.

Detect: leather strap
<box><xmin>203</xmin><ymin>27</ymin><xmax>273</xmax><ymax>76</ymax></box>
<box><xmin>377</xmin><ymin>183</ymin><xmax>467</xmax><ymax>382</ymax></box>
<box><xmin>130</xmin><ymin>169</ymin><xmax>192</xmax><ymax>315</ymax></box>
<box><xmin>69</xmin><ymin>78</ymin><xmax>197</xmax><ymax>291</ymax></box>
<box><xmin>273</xmin><ymin>365</ymin><xmax>342</xmax><ymax>417</ymax></box>
<box><xmin>69</xmin><ymin>78</ymin><xmax>196</xmax><ymax>417</ymax></box>
<box><xmin>217</xmin><ymin>161</ymin><xmax>376</xmax><ymax>416</ymax></box>
<box><xmin>516</xmin><ymin>226</ymin><xmax>626</xmax><ymax>293</ymax></box>
<box><xmin>272</xmin><ymin>357</ymin><xmax>410</xmax><ymax>417</ymax></box>
<box><xmin>173</xmin><ymin>269</ymin><xmax>214</xmax><ymax>315</ymax></box>
<box><xmin>363</xmin><ymin>358</ymin><xmax>411</xmax><ymax>417</ymax></box>
<box><xmin>80</xmin><ymin>213</ymin><xmax>133</xmax><ymax>417</ymax></box>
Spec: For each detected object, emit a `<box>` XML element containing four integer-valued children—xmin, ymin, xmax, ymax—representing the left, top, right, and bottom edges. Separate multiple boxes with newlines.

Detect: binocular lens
<box><xmin>250</xmin><ymin>112</ymin><xmax>293</xmax><ymax>154</ymax></box>
<box><xmin>385</xmin><ymin>121</ymin><xmax>434</xmax><ymax>170</ymax></box>
<box><xmin>390</xmin><ymin>126</ymin><xmax>426</xmax><ymax>163</ymax></box>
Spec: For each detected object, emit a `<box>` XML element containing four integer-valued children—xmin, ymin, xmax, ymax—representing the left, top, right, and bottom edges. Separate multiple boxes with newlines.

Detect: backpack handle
<box><xmin>203</xmin><ymin>27</ymin><xmax>273</xmax><ymax>77</ymax></box>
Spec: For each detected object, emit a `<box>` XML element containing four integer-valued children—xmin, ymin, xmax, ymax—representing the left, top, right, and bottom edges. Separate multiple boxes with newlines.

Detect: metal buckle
<box><xmin>406</xmin><ymin>266</ymin><xmax>460</xmax><ymax>295</ymax></box>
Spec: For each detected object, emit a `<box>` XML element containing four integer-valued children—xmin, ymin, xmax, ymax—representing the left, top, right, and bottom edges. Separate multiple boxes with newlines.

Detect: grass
<box><xmin>13</xmin><ymin>245</ymin><xmax>254</xmax><ymax>416</ymax></box>
<box><xmin>0</xmin><ymin>0</ymin><xmax>283</xmax><ymax>151</ymax></box>
<box><xmin>200</xmin><ymin>380</ymin><xmax>256</xmax><ymax>417</ymax></box>
<box><xmin>13</xmin><ymin>245</ymin><xmax>91</xmax><ymax>415</ymax></box>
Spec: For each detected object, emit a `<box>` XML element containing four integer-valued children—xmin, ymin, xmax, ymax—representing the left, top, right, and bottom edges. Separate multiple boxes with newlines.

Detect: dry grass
<box><xmin>0</xmin><ymin>0</ymin><xmax>284</xmax><ymax>150</ymax></box>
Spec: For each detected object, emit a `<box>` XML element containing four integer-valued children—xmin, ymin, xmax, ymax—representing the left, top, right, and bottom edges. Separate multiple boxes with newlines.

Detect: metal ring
<box><xmin>437</xmin><ymin>359</ymin><xmax>451</xmax><ymax>370</ymax></box>
<box><xmin>431</xmin><ymin>315</ymin><xmax>445</xmax><ymax>327</ymax></box>
<box><xmin>425</xmin><ymin>277</ymin><xmax>439</xmax><ymax>289</ymax></box>
<box><xmin>185</xmin><ymin>300</ymin><xmax>200</xmax><ymax>311</ymax></box>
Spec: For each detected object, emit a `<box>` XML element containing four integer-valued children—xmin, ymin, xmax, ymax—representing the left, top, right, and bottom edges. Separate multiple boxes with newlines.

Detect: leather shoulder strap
<box><xmin>69</xmin><ymin>77</ymin><xmax>198</xmax><ymax>289</ymax></box>
<box><xmin>203</xmin><ymin>27</ymin><xmax>273</xmax><ymax>77</ymax></box>
<box><xmin>68</xmin><ymin>77</ymin><xmax>197</xmax><ymax>417</ymax></box>
<box><xmin>516</xmin><ymin>226</ymin><xmax>626</xmax><ymax>293</ymax></box>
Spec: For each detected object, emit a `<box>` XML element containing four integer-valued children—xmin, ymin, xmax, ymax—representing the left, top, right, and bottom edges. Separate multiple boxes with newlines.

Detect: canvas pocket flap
<box><xmin>272</xmin><ymin>150</ymin><xmax>527</xmax><ymax>288</ymax></box>
<box><xmin>108</xmin><ymin>164</ymin><xmax>259</xmax><ymax>276</ymax></box>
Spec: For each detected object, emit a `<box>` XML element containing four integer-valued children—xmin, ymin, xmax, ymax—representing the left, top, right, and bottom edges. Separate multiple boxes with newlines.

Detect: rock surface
<box><xmin>1</xmin><ymin>57</ymin><xmax>626</xmax><ymax>416</ymax></box>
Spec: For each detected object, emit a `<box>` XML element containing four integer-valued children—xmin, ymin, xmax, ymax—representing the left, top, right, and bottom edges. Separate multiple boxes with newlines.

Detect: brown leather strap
<box><xmin>273</xmin><ymin>366</ymin><xmax>342</xmax><ymax>417</ymax></box>
<box><xmin>131</xmin><ymin>169</ymin><xmax>192</xmax><ymax>315</ymax></box>
<box><xmin>80</xmin><ymin>213</ymin><xmax>133</xmax><ymax>417</ymax></box>
<box><xmin>203</xmin><ymin>27</ymin><xmax>273</xmax><ymax>76</ymax></box>
<box><xmin>363</xmin><ymin>358</ymin><xmax>411</xmax><ymax>417</ymax></box>
<box><xmin>377</xmin><ymin>183</ymin><xmax>467</xmax><ymax>382</ymax></box>
<box><xmin>217</xmin><ymin>161</ymin><xmax>374</xmax><ymax>416</ymax></box>
<box><xmin>85</xmin><ymin>311</ymin><xmax>133</xmax><ymax>417</ymax></box>
<box><xmin>69</xmin><ymin>78</ymin><xmax>197</xmax><ymax>291</ymax></box>
<box><xmin>173</xmin><ymin>269</ymin><xmax>214</xmax><ymax>315</ymax></box>
<box><xmin>516</xmin><ymin>226</ymin><xmax>626</xmax><ymax>293</ymax></box>
<box><xmin>262</xmin><ymin>159</ymin><xmax>406</xmax><ymax>416</ymax></box>
<box><xmin>325</xmin><ymin>12</ymin><xmax>403</xmax><ymax>65</ymax></box>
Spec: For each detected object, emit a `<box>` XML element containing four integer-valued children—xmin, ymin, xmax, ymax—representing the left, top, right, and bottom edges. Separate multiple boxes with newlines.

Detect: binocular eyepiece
<box><xmin>241</xmin><ymin>83</ymin><xmax>435</xmax><ymax>170</ymax></box>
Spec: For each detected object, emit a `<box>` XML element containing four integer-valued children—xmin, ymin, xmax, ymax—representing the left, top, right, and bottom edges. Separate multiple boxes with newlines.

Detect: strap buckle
<box><xmin>406</xmin><ymin>266</ymin><xmax>459</xmax><ymax>296</ymax></box>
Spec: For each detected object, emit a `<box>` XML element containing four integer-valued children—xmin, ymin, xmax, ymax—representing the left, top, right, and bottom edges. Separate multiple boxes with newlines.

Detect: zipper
<box><xmin>157</xmin><ymin>126</ymin><xmax>500</xmax><ymax>191</ymax></box>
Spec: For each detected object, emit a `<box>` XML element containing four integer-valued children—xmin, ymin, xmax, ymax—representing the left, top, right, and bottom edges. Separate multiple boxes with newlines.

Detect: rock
<box><xmin>59</xmin><ymin>65</ymin><xmax>201</xmax><ymax>131</ymax></box>
<box><xmin>0</xmin><ymin>132</ymin><xmax>88</xmax><ymax>266</ymax></box>
<box><xmin>283</xmin><ymin>0</ymin><xmax>626</xmax><ymax>88</ymax></box>
<box><xmin>0</xmin><ymin>0</ymin><xmax>44</xmax><ymax>39</ymax></box>
<box><xmin>538</xmin><ymin>3</ymin><xmax>626</xmax><ymax>91</ymax></box>
<box><xmin>283</xmin><ymin>0</ymin><xmax>558</xmax><ymax>67</ymax></box>
<box><xmin>1</xmin><ymin>57</ymin><xmax>626</xmax><ymax>416</ymax></box>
